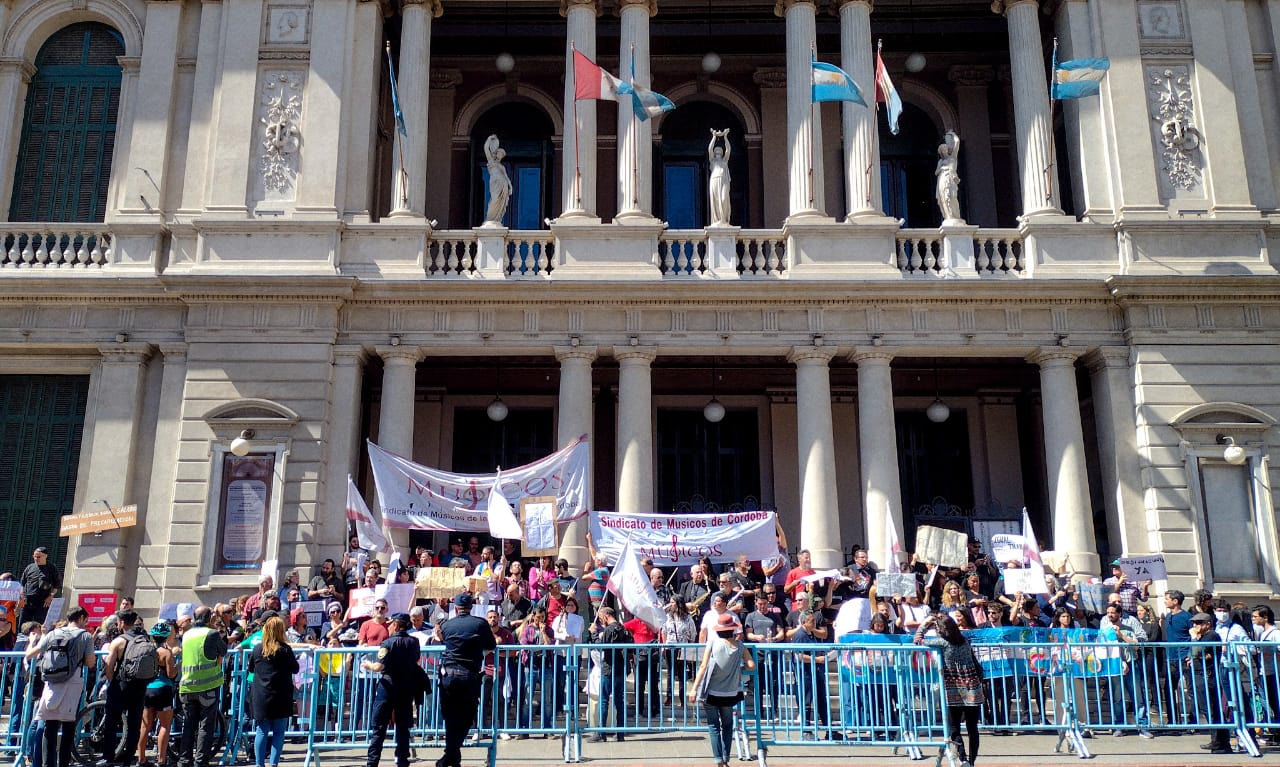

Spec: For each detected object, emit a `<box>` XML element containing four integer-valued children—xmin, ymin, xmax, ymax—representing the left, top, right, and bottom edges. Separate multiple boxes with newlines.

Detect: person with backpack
<box><xmin>136</xmin><ymin>622</ymin><xmax>179</xmax><ymax>767</ymax></box>
<box><xmin>99</xmin><ymin>611</ymin><xmax>158</xmax><ymax>766</ymax></box>
<box><xmin>26</xmin><ymin>607</ymin><xmax>94</xmax><ymax>767</ymax></box>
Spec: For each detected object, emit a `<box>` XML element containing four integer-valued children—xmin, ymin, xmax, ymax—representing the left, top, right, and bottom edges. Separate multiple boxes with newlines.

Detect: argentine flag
<box><xmin>1052</xmin><ymin>57</ymin><xmax>1110</xmax><ymax>100</ymax></box>
<box><xmin>618</xmin><ymin>58</ymin><xmax>676</xmax><ymax>121</ymax></box>
<box><xmin>811</xmin><ymin>59</ymin><xmax>866</xmax><ymax>105</ymax></box>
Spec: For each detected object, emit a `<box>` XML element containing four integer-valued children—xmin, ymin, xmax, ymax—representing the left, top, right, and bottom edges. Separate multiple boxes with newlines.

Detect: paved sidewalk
<box><xmin>310</xmin><ymin>730</ymin><xmax>1272</xmax><ymax>766</ymax></box>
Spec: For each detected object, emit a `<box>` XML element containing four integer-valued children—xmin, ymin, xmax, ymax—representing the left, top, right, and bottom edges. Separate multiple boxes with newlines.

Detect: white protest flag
<box><xmin>1021</xmin><ymin>507</ymin><xmax>1044</xmax><ymax>568</ymax></box>
<box><xmin>884</xmin><ymin>502</ymin><xmax>905</xmax><ymax>570</ymax></box>
<box><xmin>385</xmin><ymin>551</ymin><xmax>402</xmax><ymax>584</ymax></box>
<box><xmin>606</xmin><ymin>536</ymin><xmax>666</xmax><ymax>630</ymax></box>
<box><xmin>487</xmin><ymin>470</ymin><xmax>524</xmax><ymax>540</ymax></box>
<box><xmin>346</xmin><ymin>475</ymin><xmax>393</xmax><ymax>554</ymax></box>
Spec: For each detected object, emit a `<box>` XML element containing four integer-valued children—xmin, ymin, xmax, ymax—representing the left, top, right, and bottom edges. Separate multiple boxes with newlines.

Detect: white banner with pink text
<box><xmin>588</xmin><ymin>510</ymin><xmax>777</xmax><ymax>566</ymax></box>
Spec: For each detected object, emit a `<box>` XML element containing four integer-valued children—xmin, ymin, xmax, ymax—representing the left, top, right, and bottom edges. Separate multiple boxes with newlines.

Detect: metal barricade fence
<box><xmin>1</xmin><ymin>652</ymin><xmax>36</xmax><ymax>766</ymax></box>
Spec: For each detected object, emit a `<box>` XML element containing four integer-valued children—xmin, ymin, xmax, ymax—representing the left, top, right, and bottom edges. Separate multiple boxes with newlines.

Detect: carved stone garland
<box><xmin>259</xmin><ymin>71</ymin><xmax>304</xmax><ymax>194</ymax></box>
<box><xmin>1147</xmin><ymin>66</ymin><xmax>1202</xmax><ymax>192</ymax></box>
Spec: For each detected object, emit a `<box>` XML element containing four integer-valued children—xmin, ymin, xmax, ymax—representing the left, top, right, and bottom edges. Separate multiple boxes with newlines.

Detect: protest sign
<box><xmin>588</xmin><ymin>510</ymin><xmax>776</xmax><ymax>566</ymax></box>
<box><xmin>1117</xmin><ymin>555</ymin><xmax>1167</xmax><ymax>581</ymax></box>
<box><xmin>42</xmin><ymin>597</ymin><xmax>65</xmax><ymax>630</ymax></box>
<box><xmin>158</xmin><ymin>603</ymin><xmax>197</xmax><ymax>622</ymax></box>
<box><xmin>59</xmin><ymin>504</ymin><xmax>138</xmax><ymax>536</ymax></box>
<box><xmin>348</xmin><ymin>583</ymin><xmax>416</xmax><ymax>619</ymax></box>
<box><xmin>989</xmin><ymin>534</ymin><xmax>1025</xmax><ymax>564</ymax></box>
<box><xmin>520</xmin><ymin>496</ymin><xmax>558</xmax><ymax>556</ymax></box>
<box><xmin>874</xmin><ymin>572</ymin><xmax>919</xmax><ymax>598</ymax></box>
<box><xmin>368</xmin><ymin>436</ymin><xmax>590</xmax><ymax>531</ymax></box>
<box><xmin>0</xmin><ymin>581</ymin><xmax>21</xmax><ymax>603</ymax></box>
<box><xmin>299</xmin><ymin>600</ymin><xmax>328</xmax><ymax>629</ymax></box>
<box><xmin>972</xmin><ymin>519</ymin><xmax>1021</xmax><ymax>555</ymax></box>
<box><xmin>915</xmin><ymin>526</ymin><xmax>969</xmax><ymax>568</ymax></box>
<box><xmin>78</xmin><ymin>592</ymin><xmax>118</xmax><ymax>630</ymax></box>
<box><xmin>1000</xmin><ymin>567</ymin><xmax>1049</xmax><ymax>595</ymax></box>
<box><xmin>415</xmin><ymin>566</ymin><xmax>467</xmax><ymax>600</ymax></box>
<box><xmin>1077</xmin><ymin>582</ymin><xmax>1108</xmax><ymax>615</ymax></box>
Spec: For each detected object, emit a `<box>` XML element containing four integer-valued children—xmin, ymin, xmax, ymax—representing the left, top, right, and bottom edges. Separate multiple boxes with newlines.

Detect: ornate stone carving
<box><xmin>752</xmin><ymin>67</ymin><xmax>788</xmax><ymax>89</ymax></box>
<box><xmin>264</xmin><ymin>4</ymin><xmax>309</xmax><ymax>46</ymax></box>
<box><xmin>936</xmin><ymin>131</ymin><xmax>963</xmax><ymax>223</ymax></box>
<box><xmin>1137</xmin><ymin>1</ymin><xmax>1186</xmax><ymax>41</ymax></box>
<box><xmin>948</xmin><ymin>65</ymin><xmax>994</xmax><ymax>88</ymax></box>
<box><xmin>258</xmin><ymin>71</ymin><xmax>304</xmax><ymax>195</ymax></box>
<box><xmin>430</xmin><ymin>68</ymin><xmax>463</xmax><ymax>89</ymax></box>
<box><xmin>1147</xmin><ymin>65</ymin><xmax>1202</xmax><ymax>192</ymax></box>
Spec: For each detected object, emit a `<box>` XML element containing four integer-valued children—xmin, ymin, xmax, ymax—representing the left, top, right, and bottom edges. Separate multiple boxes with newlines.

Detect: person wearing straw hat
<box><xmin>689</xmin><ymin>613</ymin><xmax>755</xmax><ymax>767</ymax></box>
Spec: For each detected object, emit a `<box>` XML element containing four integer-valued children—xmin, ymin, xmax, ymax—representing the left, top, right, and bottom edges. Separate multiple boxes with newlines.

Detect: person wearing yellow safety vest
<box><xmin>176</xmin><ymin>606</ymin><xmax>228</xmax><ymax>767</ymax></box>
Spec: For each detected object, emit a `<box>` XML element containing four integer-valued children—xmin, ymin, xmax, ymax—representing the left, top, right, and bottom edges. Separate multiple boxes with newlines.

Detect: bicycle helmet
<box><xmin>150</xmin><ymin>621</ymin><xmax>173</xmax><ymax>638</ymax></box>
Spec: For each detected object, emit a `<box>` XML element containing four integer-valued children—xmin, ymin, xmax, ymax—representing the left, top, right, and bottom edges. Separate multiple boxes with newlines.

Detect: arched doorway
<box><xmin>879</xmin><ymin>102</ymin><xmax>946</xmax><ymax>228</ymax></box>
<box><xmin>656</xmin><ymin>101</ymin><xmax>747</xmax><ymax>228</ymax></box>
<box><xmin>468</xmin><ymin>102</ymin><xmax>555</xmax><ymax>229</ymax></box>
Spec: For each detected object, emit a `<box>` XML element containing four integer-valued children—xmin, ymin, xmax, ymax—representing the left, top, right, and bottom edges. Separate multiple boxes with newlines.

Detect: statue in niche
<box><xmin>935</xmin><ymin>130</ymin><xmax>963</xmax><ymax>224</ymax></box>
<box><xmin>707</xmin><ymin>128</ymin><xmax>732</xmax><ymax>226</ymax></box>
<box><xmin>483</xmin><ymin>134</ymin><xmax>512</xmax><ymax>226</ymax></box>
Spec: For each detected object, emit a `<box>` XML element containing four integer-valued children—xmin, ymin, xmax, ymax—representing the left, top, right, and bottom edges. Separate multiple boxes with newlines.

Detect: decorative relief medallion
<box><xmin>258</xmin><ymin>71</ymin><xmax>304</xmax><ymax>196</ymax></box>
<box><xmin>1146</xmin><ymin>65</ymin><xmax>1202</xmax><ymax>192</ymax></box>
<box><xmin>1137</xmin><ymin>1</ymin><xmax>1185</xmax><ymax>41</ymax></box>
<box><xmin>265</xmin><ymin>4</ymin><xmax>310</xmax><ymax>46</ymax></box>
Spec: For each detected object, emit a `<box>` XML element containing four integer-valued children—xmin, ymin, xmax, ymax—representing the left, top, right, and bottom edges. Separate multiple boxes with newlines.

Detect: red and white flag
<box><xmin>573</xmin><ymin>50</ymin><xmax>622</xmax><ymax>102</ymax></box>
<box><xmin>1021</xmin><ymin>507</ymin><xmax>1047</xmax><ymax>579</ymax></box>
<box><xmin>346</xmin><ymin>475</ymin><xmax>392</xmax><ymax>554</ymax></box>
<box><xmin>606</xmin><ymin>536</ymin><xmax>666</xmax><ymax>630</ymax></box>
<box><xmin>883</xmin><ymin>501</ymin><xmax>905</xmax><ymax>569</ymax></box>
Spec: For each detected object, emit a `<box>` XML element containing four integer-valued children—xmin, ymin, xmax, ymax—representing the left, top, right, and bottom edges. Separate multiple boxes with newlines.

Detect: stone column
<box><xmin>146</xmin><ymin>344</ymin><xmax>188</xmax><ymax>607</ymax></box>
<box><xmin>204</xmin><ymin>0</ymin><xmax>266</xmax><ymax>216</ymax></box>
<box><xmin>325</xmin><ymin>346</ymin><xmax>368</xmax><ymax>550</ymax></box>
<box><xmin>69</xmin><ymin>344</ymin><xmax>154</xmax><ymax>595</ymax></box>
<box><xmin>376</xmin><ymin>346</ymin><xmax>421</xmax><ymax>549</ymax></box>
<box><xmin>561</xmin><ymin>0</ymin><xmax>599</xmax><ymax>218</ymax></box>
<box><xmin>614</xmin><ymin>347</ymin><xmax>656</xmax><ymax>515</ymax></box>
<box><xmin>992</xmin><ymin>0</ymin><xmax>1062</xmax><ymax>217</ymax></box>
<box><xmin>852</xmin><ymin>349</ymin><xmax>905</xmax><ymax>571</ymax></box>
<box><xmin>116</xmin><ymin>0</ymin><xmax>182</xmax><ymax>217</ymax></box>
<box><xmin>1085</xmin><ymin>347</ymin><xmax>1147</xmax><ymax>558</ymax></box>
<box><xmin>616</xmin><ymin>0</ymin><xmax>657</xmax><ymax>220</ymax></box>
<box><xmin>838</xmin><ymin>0</ymin><xmax>880</xmax><ymax>218</ymax></box>
<box><xmin>389</xmin><ymin>0</ymin><xmax>442</xmax><ymax>218</ymax></box>
<box><xmin>788</xmin><ymin>347</ymin><xmax>841</xmax><ymax>568</ymax></box>
<box><xmin>1028</xmin><ymin>347</ymin><xmax>1097</xmax><ymax>574</ymax></box>
<box><xmin>949</xmin><ymin>65</ymin><xmax>998</xmax><ymax>227</ymax></box>
<box><xmin>176</xmin><ymin>0</ymin><xmax>223</xmax><ymax>216</ymax></box>
<box><xmin>295</xmin><ymin>0</ymin><xmax>352</xmax><ymax>216</ymax></box>
<box><xmin>0</xmin><ymin>56</ymin><xmax>33</xmax><ymax>221</ymax></box>
<box><xmin>778</xmin><ymin>0</ymin><xmax>825</xmax><ymax>220</ymax></box>
<box><xmin>556</xmin><ymin>346</ymin><xmax>597</xmax><ymax>567</ymax></box>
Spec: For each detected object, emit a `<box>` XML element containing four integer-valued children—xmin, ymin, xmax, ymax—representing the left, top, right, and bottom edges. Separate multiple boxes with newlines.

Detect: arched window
<box><xmin>657</xmin><ymin>101</ymin><xmax>747</xmax><ymax>228</ymax></box>
<box><xmin>879</xmin><ymin>102</ymin><xmax>946</xmax><ymax>228</ymax></box>
<box><xmin>469</xmin><ymin>102</ymin><xmax>554</xmax><ymax>229</ymax></box>
<box><xmin>9</xmin><ymin>23</ymin><xmax>124</xmax><ymax>223</ymax></box>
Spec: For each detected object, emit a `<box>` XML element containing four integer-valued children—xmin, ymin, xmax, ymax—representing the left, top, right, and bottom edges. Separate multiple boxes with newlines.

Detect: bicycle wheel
<box><xmin>71</xmin><ymin>700</ymin><xmax>109</xmax><ymax>766</ymax></box>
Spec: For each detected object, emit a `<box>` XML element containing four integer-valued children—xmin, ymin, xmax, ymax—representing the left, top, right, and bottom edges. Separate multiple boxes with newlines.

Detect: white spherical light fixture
<box><xmin>495</xmin><ymin>52</ymin><xmax>515</xmax><ymax>74</ymax></box>
<box><xmin>1219</xmin><ymin>435</ymin><xmax>1247</xmax><ymax>465</ymax></box>
<box><xmin>925</xmin><ymin>398</ymin><xmax>950</xmax><ymax>424</ymax></box>
<box><xmin>703</xmin><ymin>398</ymin><xmax>726</xmax><ymax>424</ymax></box>
<box><xmin>486</xmin><ymin>397</ymin><xmax>509</xmax><ymax>423</ymax></box>
<box><xmin>229</xmin><ymin>429</ymin><xmax>255</xmax><ymax>457</ymax></box>
<box><xmin>905</xmin><ymin>51</ymin><xmax>927</xmax><ymax>73</ymax></box>
<box><xmin>701</xmin><ymin>52</ymin><xmax>722</xmax><ymax>74</ymax></box>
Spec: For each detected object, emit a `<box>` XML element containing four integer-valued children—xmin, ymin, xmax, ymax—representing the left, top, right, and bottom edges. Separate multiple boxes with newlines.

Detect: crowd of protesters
<box><xmin>5</xmin><ymin>529</ymin><xmax>1280</xmax><ymax>766</ymax></box>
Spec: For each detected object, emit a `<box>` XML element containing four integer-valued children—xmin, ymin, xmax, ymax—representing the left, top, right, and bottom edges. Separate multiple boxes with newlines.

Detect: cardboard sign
<box><xmin>1000</xmin><ymin>567</ymin><xmax>1049</xmax><ymax>596</ymax></box>
<box><xmin>299</xmin><ymin>600</ymin><xmax>328</xmax><ymax>630</ymax></box>
<box><xmin>915</xmin><ymin>526</ymin><xmax>969</xmax><ymax>568</ymax></box>
<box><xmin>520</xmin><ymin>496</ymin><xmax>559</xmax><ymax>557</ymax></box>
<box><xmin>42</xmin><ymin>597</ymin><xmax>65</xmax><ymax>630</ymax></box>
<box><xmin>78</xmin><ymin>592</ymin><xmax>118</xmax><ymax>630</ymax></box>
<box><xmin>874</xmin><ymin>572</ymin><xmax>919</xmax><ymax>598</ymax></box>
<box><xmin>1117</xmin><ymin>555</ymin><xmax>1167</xmax><ymax>582</ymax></box>
<box><xmin>59</xmin><ymin>504</ymin><xmax>138</xmax><ymax>536</ymax></box>
<box><xmin>989</xmin><ymin>534</ymin><xmax>1025</xmax><ymax>564</ymax></box>
<box><xmin>416</xmin><ymin>567</ymin><xmax>467</xmax><ymax>600</ymax></box>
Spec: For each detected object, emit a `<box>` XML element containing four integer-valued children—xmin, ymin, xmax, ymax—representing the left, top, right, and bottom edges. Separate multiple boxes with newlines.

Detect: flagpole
<box><xmin>386</xmin><ymin>41</ymin><xmax>408</xmax><ymax>209</ymax></box>
<box><xmin>630</xmin><ymin>43</ymin><xmax>639</xmax><ymax>210</ymax></box>
<box><xmin>571</xmin><ymin>41</ymin><xmax>582</xmax><ymax>211</ymax></box>
<box><xmin>808</xmin><ymin>47</ymin><xmax>816</xmax><ymax>210</ymax></box>
<box><xmin>868</xmin><ymin>40</ymin><xmax>882</xmax><ymax>207</ymax></box>
<box><xmin>1046</xmin><ymin>38</ymin><xmax>1059</xmax><ymax>205</ymax></box>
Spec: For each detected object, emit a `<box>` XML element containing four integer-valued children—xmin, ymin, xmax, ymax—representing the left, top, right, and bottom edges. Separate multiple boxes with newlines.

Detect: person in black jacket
<box><xmin>19</xmin><ymin>546</ymin><xmax>60</xmax><ymax>625</ymax></box>
<box><xmin>247</xmin><ymin>617</ymin><xmax>298</xmax><ymax>767</ymax></box>
<box><xmin>588</xmin><ymin>606</ymin><xmax>633</xmax><ymax>742</ymax></box>
<box><xmin>437</xmin><ymin>594</ymin><xmax>495</xmax><ymax>767</ymax></box>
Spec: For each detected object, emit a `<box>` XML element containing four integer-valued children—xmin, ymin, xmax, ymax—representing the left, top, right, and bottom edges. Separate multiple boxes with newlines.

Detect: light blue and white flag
<box><xmin>618</xmin><ymin>58</ymin><xmax>675</xmax><ymax>121</ymax></box>
<box><xmin>1052</xmin><ymin>57</ymin><xmax>1110</xmax><ymax>100</ymax></box>
<box><xmin>811</xmin><ymin>58</ymin><xmax>866</xmax><ymax>105</ymax></box>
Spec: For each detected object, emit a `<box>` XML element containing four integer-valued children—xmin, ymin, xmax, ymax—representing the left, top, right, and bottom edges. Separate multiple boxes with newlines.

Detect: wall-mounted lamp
<box><xmin>495</xmin><ymin>52</ymin><xmax>515</xmax><ymax>73</ymax></box>
<box><xmin>1218</xmin><ymin>434</ymin><xmax>1247</xmax><ymax>466</ymax></box>
<box><xmin>229</xmin><ymin>429</ymin><xmax>256</xmax><ymax>457</ymax></box>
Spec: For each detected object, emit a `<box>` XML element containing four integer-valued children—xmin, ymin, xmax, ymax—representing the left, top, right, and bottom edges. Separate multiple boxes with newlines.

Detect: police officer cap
<box><xmin>390</xmin><ymin>612</ymin><xmax>412</xmax><ymax>625</ymax></box>
<box><xmin>454</xmin><ymin>592</ymin><xmax>474</xmax><ymax>610</ymax></box>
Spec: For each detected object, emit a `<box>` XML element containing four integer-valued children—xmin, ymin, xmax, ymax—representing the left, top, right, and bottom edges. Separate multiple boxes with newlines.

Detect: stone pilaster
<box><xmin>1084</xmin><ymin>346</ymin><xmax>1148</xmax><ymax>558</ymax></box>
<box><xmin>146</xmin><ymin>344</ymin><xmax>189</xmax><ymax>609</ymax></box>
<box><xmin>204</xmin><ymin>0</ymin><xmax>266</xmax><ymax>216</ymax></box>
<box><xmin>176</xmin><ymin>0</ymin><xmax>223</xmax><ymax>216</ymax></box>
<box><xmin>0</xmin><ymin>56</ymin><xmax>35</xmax><ymax>222</ymax></box>
<box><xmin>115</xmin><ymin>0</ymin><xmax>182</xmax><ymax>219</ymax></box>
<box><xmin>788</xmin><ymin>346</ymin><xmax>841</xmax><ymax>568</ymax></box>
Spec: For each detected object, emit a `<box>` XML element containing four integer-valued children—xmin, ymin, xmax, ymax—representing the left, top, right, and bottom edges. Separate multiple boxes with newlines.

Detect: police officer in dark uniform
<box><xmin>437</xmin><ymin>593</ymin><xmax>495</xmax><ymax>767</ymax></box>
<box><xmin>363</xmin><ymin>612</ymin><xmax>422</xmax><ymax>767</ymax></box>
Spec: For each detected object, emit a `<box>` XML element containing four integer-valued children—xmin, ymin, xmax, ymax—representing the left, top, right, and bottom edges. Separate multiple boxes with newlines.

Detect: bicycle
<box><xmin>72</xmin><ymin>700</ymin><xmax>227</xmax><ymax>766</ymax></box>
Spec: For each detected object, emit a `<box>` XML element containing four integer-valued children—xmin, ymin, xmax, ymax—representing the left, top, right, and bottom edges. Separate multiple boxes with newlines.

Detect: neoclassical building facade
<box><xmin>1</xmin><ymin>0</ymin><xmax>1279</xmax><ymax>611</ymax></box>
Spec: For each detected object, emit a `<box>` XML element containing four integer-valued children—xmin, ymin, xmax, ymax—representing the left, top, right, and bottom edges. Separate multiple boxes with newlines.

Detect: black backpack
<box><xmin>118</xmin><ymin>631</ymin><xmax>159</xmax><ymax>684</ymax></box>
<box><xmin>38</xmin><ymin>629</ymin><xmax>81</xmax><ymax>683</ymax></box>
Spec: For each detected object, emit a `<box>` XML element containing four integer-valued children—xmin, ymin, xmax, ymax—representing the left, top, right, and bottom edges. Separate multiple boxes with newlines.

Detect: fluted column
<box><xmin>1029</xmin><ymin>348</ymin><xmax>1097</xmax><ymax>574</ymax></box>
<box><xmin>376</xmin><ymin>346</ymin><xmax>420</xmax><ymax>549</ymax></box>
<box><xmin>614</xmin><ymin>347</ymin><xmax>656</xmax><ymax>515</ymax></box>
<box><xmin>993</xmin><ymin>0</ymin><xmax>1062</xmax><ymax>217</ymax></box>
<box><xmin>778</xmin><ymin>0</ymin><xmax>825</xmax><ymax>219</ymax></box>
<box><xmin>562</xmin><ymin>0</ymin><xmax>599</xmax><ymax>217</ymax></box>
<box><xmin>1085</xmin><ymin>347</ymin><xmax>1146</xmax><ymax>558</ymax></box>
<box><xmin>389</xmin><ymin>0</ymin><xmax>442</xmax><ymax>218</ymax></box>
<box><xmin>839</xmin><ymin>0</ymin><xmax>879</xmax><ymax>218</ymax></box>
<box><xmin>116</xmin><ymin>0</ymin><xmax>182</xmax><ymax>217</ymax></box>
<box><xmin>852</xmin><ymin>349</ymin><xmax>905</xmax><ymax>571</ymax></box>
<box><xmin>556</xmin><ymin>346</ymin><xmax>597</xmax><ymax>567</ymax></box>
<box><xmin>616</xmin><ymin>0</ymin><xmax>657</xmax><ymax>220</ymax></box>
<box><xmin>788</xmin><ymin>347</ymin><xmax>841</xmax><ymax>568</ymax></box>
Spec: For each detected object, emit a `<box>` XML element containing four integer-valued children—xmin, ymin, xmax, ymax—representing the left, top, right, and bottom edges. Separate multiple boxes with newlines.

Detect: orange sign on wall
<box><xmin>59</xmin><ymin>504</ymin><xmax>138</xmax><ymax>536</ymax></box>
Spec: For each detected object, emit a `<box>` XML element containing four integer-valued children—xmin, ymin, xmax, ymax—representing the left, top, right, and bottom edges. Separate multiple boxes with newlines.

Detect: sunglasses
<box><xmin>374</xmin><ymin>605</ymin><xmax>387</xmax><ymax>611</ymax></box>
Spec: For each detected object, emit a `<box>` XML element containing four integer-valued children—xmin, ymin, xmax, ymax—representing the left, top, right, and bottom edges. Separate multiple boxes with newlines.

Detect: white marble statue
<box><xmin>483</xmin><ymin>134</ymin><xmax>512</xmax><ymax>226</ymax></box>
<box><xmin>935</xmin><ymin>130</ymin><xmax>963</xmax><ymax>223</ymax></box>
<box><xmin>708</xmin><ymin>128</ymin><xmax>732</xmax><ymax>226</ymax></box>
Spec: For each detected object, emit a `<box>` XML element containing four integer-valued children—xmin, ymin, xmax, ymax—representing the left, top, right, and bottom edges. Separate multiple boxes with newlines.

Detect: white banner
<box><xmin>588</xmin><ymin>510</ymin><xmax>777</xmax><ymax>566</ymax></box>
<box><xmin>368</xmin><ymin>436</ymin><xmax>590</xmax><ymax>532</ymax></box>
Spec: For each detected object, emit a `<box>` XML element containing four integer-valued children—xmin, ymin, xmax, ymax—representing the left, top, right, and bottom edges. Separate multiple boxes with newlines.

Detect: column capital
<box><xmin>849</xmin><ymin>348</ymin><xmax>895</xmax><ymax>365</ymax></box>
<box><xmin>948</xmin><ymin>64</ymin><xmax>995</xmax><ymax>87</ymax></box>
<box><xmin>97</xmin><ymin>342</ymin><xmax>154</xmax><ymax>364</ymax></box>
<box><xmin>775</xmin><ymin>0</ymin><xmax>817</xmax><ymax>16</ymax></box>
<box><xmin>1027</xmin><ymin>346</ymin><xmax>1080</xmax><ymax>368</ymax></box>
<box><xmin>1082</xmin><ymin>346</ymin><xmax>1132</xmax><ymax>372</ymax></box>
<box><xmin>753</xmin><ymin>66</ymin><xmax>789</xmax><ymax>89</ymax></box>
<box><xmin>157</xmin><ymin>343</ymin><xmax>188</xmax><ymax>360</ymax></box>
<box><xmin>990</xmin><ymin>0</ymin><xmax>1047</xmax><ymax>15</ymax></box>
<box><xmin>375</xmin><ymin>345</ymin><xmax>423</xmax><ymax>365</ymax></box>
<box><xmin>555</xmin><ymin>344</ymin><xmax>599</xmax><ymax>363</ymax></box>
<box><xmin>561</xmin><ymin>0</ymin><xmax>600</xmax><ymax>17</ymax></box>
<box><xmin>333</xmin><ymin>345</ymin><xmax>370</xmax><ymax>366</ymax></box>
<box><xmin>612</xmin><ymin>346</ymin><xmax>658</xmax><ymax>364</ymax></box>
<box><xmin>614</xmin><ymin>0</ymin><xmax>656</xmax><ymax>16</ymax></box>
<box><xmin>787</xmin><ymin>346</ymin><xmax>837</xmax><ymax>365</ymax></box>
<box><xmin>401</xmin><ymin>0</ymin><xmax>443</xmax><ymax>18</ymax></box>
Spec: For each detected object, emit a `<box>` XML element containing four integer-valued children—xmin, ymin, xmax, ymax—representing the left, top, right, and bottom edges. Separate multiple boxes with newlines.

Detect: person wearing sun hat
<box><xmin>689</xmin><ymin>612</ymin><xmax>755</xmax><ymax>767</ymax></box>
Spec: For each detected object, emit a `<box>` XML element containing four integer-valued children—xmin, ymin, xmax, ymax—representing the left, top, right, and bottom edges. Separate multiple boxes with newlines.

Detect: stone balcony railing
<box><xmin>4</xmin><ymin>216</ymin><xmax>1277</xmax><ymax>280</ymax></box>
